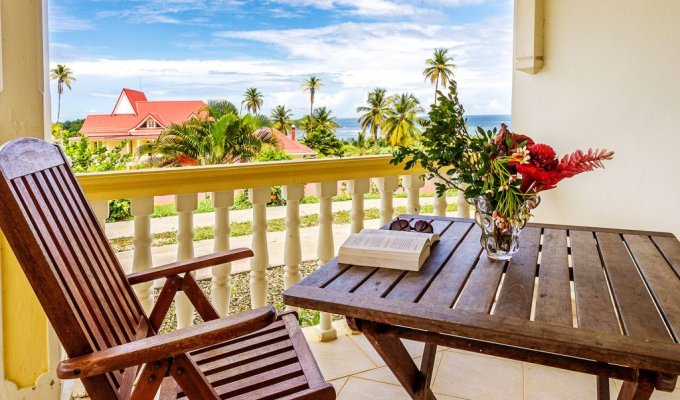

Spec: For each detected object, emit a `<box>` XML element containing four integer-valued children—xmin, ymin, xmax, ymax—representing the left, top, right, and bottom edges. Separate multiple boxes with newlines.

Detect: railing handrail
<box><xmin>77</xmin><ymin>155</ymin><xmax>427</xmax><ymax>201</ymax></box>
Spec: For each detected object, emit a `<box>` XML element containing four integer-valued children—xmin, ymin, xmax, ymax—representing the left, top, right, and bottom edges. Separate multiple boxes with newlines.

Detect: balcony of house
<box><xmin>51</xmin><ymin>155</ymin><xmax>675</xmax><ymax>400</ymax></box>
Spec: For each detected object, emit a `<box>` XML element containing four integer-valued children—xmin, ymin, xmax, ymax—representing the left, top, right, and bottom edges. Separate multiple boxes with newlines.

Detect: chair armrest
<box><xmin>57</xmin><ymin>306</ymin><xmax>275</xmax><ymax>379</ymax></box>
<box><xmin>127</xmin><ymin>248</ymin><xmax>253</xmax><ymax>285</ymax></box>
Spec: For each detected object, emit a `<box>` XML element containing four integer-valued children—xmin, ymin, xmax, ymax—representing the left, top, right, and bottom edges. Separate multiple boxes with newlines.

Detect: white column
<box><xmin>131</xmin><ymin>197</ymin><xmax>155</xmax><ymax>314</ymax></box>
<box><xmin>249</xmin><ymin>188</ymin><xmax>270</xmax><ymax>309</ymax></box>
<box><xmin>90</xmin><ymin>200</ymin><xmax>110</xmax><ymax>230</ymax></box>
<box><xmin>349</xmin><ymin>179</ymin><xmax>370</xmax><ymax>233</ymax></box>
<box><xmin>403</xmin><ymin>174</ymin><xmax>425</xmax><ymax>215</ymax></box>
<box><xmin>175</xmin><ymin>193</ymin><xmax>198</xmax><ymax>328</ymax></box>
<box><xmin>282</xmin><ymin>184</ymin><xmax>304</xmax><ymax>312</ymax></box>
<box><xmin>211</xmin><ymin>191</ymin><xmax>233</xmax><ymax>317</ymax></box>
<box><xmin>316</xmin><ymin>181</ymin><xmax>337</xmax><ymax>342</ymax></box>
<box><xmin>432</xmin><ymin>178</ymin><xmax>448</xmax><ymax>217</ymax></box>
<box><xmin>372</xmin><ymin>176</ymin><xmax>399</xmax><ymax>225</ymax></box>
<box><xmin>457</xmin><ymin>186</ymin><xmax>471</xmax><ymax>218</ymax></box>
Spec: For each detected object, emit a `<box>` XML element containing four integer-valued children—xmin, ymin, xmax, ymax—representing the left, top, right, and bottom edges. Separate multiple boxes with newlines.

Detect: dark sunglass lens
<box><xmin>389</xmin><ymin>219</ymin><xmax>410</xmax><ymax>231</ymax></box>
<box><xmin>413</xmin><ymin>220</ymin><xmax>434</xmax><ymax>233</ymax></box>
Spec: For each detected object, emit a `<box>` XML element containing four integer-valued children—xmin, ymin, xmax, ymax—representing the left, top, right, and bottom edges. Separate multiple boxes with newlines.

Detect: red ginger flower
<box><xmin>518</xmin><ymin>148</ymin><xmax>614</xmax><ymax>193</ymax></box>
<box><xmin>528</xmin><ymin>144</ymin><xmax>558</xmax><ymax>170</ymax></box>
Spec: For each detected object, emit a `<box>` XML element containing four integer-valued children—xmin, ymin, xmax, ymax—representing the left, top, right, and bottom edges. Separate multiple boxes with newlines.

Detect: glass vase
<box><xmin>472</xmin><ymin>195</ymin><xmax>537</xmax><ymax>260</ymax></box>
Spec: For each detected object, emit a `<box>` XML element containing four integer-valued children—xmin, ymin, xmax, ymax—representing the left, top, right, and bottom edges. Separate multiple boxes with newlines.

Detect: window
<box><xmin>146</xmin><ymin>119</ymin><xmax>157</xmax><ymax>128</ymax></box>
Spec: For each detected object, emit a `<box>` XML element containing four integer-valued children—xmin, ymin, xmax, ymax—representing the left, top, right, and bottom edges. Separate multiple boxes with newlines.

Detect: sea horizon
<box><xmin>326</xmin><ymin>114</ymin><xmax>511</xmax><ymax>141</ymax></box>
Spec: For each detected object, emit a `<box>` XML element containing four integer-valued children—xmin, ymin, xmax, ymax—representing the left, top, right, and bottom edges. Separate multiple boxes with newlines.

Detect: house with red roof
<box><xmin>81</xmin><ymin>89</ymin><xmax>316</xmax><ymax>159</ymax></box>
<box><xmin>254</xmin><ymin>127</ymin><xmax>317</xmax><ymax>159</ymax></box>
<box><xmin>80</xmin><ymin>89</ymin><xmax>205</xmax><ymax>154</ymax></box>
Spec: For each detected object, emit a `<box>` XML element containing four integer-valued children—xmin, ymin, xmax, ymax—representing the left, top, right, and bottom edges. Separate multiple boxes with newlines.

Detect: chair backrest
<box><xmin>0</xmin><ymin>138</ymin><xmax>147</xmax><ymax>398</ymax></box>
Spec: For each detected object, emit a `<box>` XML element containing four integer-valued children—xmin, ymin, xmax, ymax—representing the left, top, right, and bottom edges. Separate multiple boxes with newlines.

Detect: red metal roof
<box><xmin>257</xmin><ymin>128</ymin><xmax>317</xmax><ymax>156</ymax></box>
<box><xmin>81</xmin><ymin>89</ymin><xmax>204</xmax><ymax>138</ymax></box>
<box><xmin>118</xmin><ymin>89</ymin><xmax>148</xmax><ymax>114</ymax></box>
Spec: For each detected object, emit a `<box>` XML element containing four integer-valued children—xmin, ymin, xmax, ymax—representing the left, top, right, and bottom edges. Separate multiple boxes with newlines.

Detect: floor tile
<box><xmin>432</xmin><ymin>350</ymin><xmax>524</xmax><ymax>400</ymax></box>
<box><xmin>337</xmin><ymin>377</ymin><xmax>468</xmax><ymax>400</ymax></box>
<box><xmin>329</xmin><ymin>377</ymin><xmax>349</xmax><ymax>396</ymax></box>
<box><xmin>524</xmin><ymin>363</ymin><xmax>616</xmax><ymax>400</ymax></box>
<box><xmin>346</xmin><ymin>333</ymin><xmax>426</xmax><ymax>367</ymax></box>
<box><xmin>354</xmin><ymin>352</ymin><xmax>444</xmax><ymax>386</ymax></box>
<box><xmin>303</xmin><ymin>327</ymin><xmax>378</xmax><ymax>380</ymax></box>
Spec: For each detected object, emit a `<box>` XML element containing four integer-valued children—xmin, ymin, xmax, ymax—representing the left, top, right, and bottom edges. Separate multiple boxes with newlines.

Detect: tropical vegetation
<box><xmin>301</xmin><ymin>76</ymin><xmax>323</xmax><ymax>116</ymax></box>
<box><xmin>357</xmin><ymin>88</ymin><xmax>389</xmax><ymax>141</ymax></box>
<box><xmin>384</xmin><ymin>93</ymin><xmax>425</xmax><ymax>147</ymax></box>
<box><xmin>270</xmin><ymin>105</ymin><xmax>294</xmax><ymax>135</ymax></box>
<box><xmin>242</xmin><ymin>88</ymin><xmax>264</xmax><ymax>115</ymax></box>
<box><xmin>423</xmin><ymin>48</ymin><xmax>455</xmax><ymax>106</ymax></box>
<box><xmin>50</xmin><ymin>64</ymin><xmax>76</xmax><ymax>122</ymax></box>
<box><xmin>137</xmin><ymin>100</ymin><xmax>274</xmax><ymax>166</ymax></box>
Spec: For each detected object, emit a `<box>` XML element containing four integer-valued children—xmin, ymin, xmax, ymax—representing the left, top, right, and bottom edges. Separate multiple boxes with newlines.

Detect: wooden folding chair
<box><xmin>0</xmin><ymin>138</ymin><xmax>335</xmax><ymax>400</ymax></box>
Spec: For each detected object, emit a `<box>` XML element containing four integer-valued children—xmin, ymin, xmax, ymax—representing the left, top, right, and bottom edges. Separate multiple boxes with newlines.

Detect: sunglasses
<box><xmin>389</xmin><ymin>218</ymin><xmax>434</xmax><ymax>233</ymax></box>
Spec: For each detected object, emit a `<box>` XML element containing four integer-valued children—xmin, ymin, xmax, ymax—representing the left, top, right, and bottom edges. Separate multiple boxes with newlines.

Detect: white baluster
<box><xmin>433</xmin><ymin>177</ymin><xmax>448</xmax><ymax>217</ymax></box>
<box><xmin>282</xmin><ymin>184</ymin><xmax>305</xmax><ymax>312</ymax></box>
<box><xmin>372</xmin><ymin>176</ymin><xmax>399</xmax><ymax>225</ymax></box>
<box><xmin>175</xmin><ymin>193</ymin><xmax>198</xmax><ymax>328</ymax></box>
<box><xmin>131</xmin><ymin>197</ymin><xmax>155</xmax><ymax>314</ymax></box>
<box><xmin>91</xmin><ymin>200</ymin><xmax>109</xmax><ymax>230</ymax></box>
<box><xmin>349</xmin><ymin>179</ymin><xmax>370</xmax><ymax>233</ymax></box>
<box><xmin>457</xmin><ymin>184</ymin><xmax>471</xmax><ymax>218</ymax></box>
<box><xmin>249</xmin><ymin>187</ymin><xmax>270</xmax><ymax>309</ymax></box>
<box><xmin>403</xmin><ymin>174</ymin><xmax>425</xmax><ymax>215</ymax></box>
<box><xmin>212</xmin><ymin>191</ymin><xmax>234</xmax><ymax>317</ymax></box>
<box><xmin>316</xmin><ymin>181</ymin><xmax>338</xmax><ymax>342</ymax></box>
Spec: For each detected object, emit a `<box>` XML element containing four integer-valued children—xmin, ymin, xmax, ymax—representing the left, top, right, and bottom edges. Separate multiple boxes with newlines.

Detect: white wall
<box><xmin>512</xmin><ymin>0</ymin><xmax>680</xmax><ymax>237</ymax></box>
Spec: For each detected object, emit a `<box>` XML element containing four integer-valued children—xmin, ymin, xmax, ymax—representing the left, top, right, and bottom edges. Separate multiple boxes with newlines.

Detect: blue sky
<box><xmin>49</xmin><ymin>0</ymin><xmax>513</xmax><ymax>121</ymax></box>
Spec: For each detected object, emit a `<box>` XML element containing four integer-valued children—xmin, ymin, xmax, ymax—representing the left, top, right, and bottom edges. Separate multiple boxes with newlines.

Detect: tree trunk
<box><xmin>434</xmin><ymin>79</ymin><xmax>439</xmax><ymax>106</ymax></box>
<box><xmin>57</xmin><ymin>92</ymin><xmax>62</xmax><ymax>123</ymax></box>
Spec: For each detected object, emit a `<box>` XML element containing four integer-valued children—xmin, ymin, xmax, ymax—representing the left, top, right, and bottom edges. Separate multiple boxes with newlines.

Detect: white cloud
<box><xmin>49</xmin><ymin>5</ymin><xmax>94</xmax><ymax>32</ymax></box>
<box><xmin>51</xmin><ymin>16</ymin><xmax>511</xmax><ymax>119</ymax></box>
<box><xmin>269</xmin><ymin>0</ymin><xmax>489</xmax><ymax>17</ymax></box>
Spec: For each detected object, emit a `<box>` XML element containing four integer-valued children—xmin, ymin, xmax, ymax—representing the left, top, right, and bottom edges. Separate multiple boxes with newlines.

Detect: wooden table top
<box><xmin>284</xmin><ymin>215</ymin><xmax>680</xmax><ymax>375</ymax></box>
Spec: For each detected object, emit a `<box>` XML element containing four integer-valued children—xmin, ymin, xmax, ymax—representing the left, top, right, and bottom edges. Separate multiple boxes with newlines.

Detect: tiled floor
<box><xmin>303</xmin><ymin>320</ymin><xmax>680</xmax><ymax>400</ymax></box>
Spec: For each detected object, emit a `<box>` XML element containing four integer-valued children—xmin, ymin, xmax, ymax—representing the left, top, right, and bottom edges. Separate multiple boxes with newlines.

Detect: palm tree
<box><xmin>50</xmin><ymin>64</ymin><xmax>76</xmax><ymax>122</ymax></box>
<box><xmin>384</xmin><ymin>93</ymin><xmax>425</xmax><ymax>147</ymax></box>
<box><xmin>202</xmin><ymin>99</ymin><xmax>239</xmax><ymax>119</ymax></box>
<box><xmin>312</xmin><ymin>107</ymin><xmax>340</xmax><ymax>132</ymax></box>
<box><xmin>423</xmin><ymin>49</ymin><xmax>455</xmax><ymax>105</ymax></box>
<box><xmin>357</xmin><ymin>88</ymin><xmax>389</xmax><ymax>141</ymax></box>
<box><xmin>297</xmin><ymin>106</ymin><xmax>340</xmax><ymax>135</ymax></box>
<box><xmin>301</xmin><ymin>76</ymin><xmax>323</xmax><ymax>115</ymax></box>
<box><xmin>242</xmin><ymin>88</ymin><xmax>264</xmax><ymax>115</ymax></box>
<box><xmin>270</xmin><ymin>105</ymin><xmax>294</xmax><ymax>135</ymax></box>
<box><xmin>138</xmin><ymin>107</ymin><xmax>273</xmax><ymax>166</ymax></box>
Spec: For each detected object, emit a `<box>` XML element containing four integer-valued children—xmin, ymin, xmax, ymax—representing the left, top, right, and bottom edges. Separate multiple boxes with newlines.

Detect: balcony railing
<box><xmin>77</xmin><ymin>155</ymin><xmax>471</xmax><ymax>340</ymax></box>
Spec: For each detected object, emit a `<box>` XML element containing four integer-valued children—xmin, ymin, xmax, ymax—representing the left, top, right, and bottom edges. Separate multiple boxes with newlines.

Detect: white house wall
<box><xmin>512</xmin><ymin>0</ymin><xmax>680</xmax><ymax>237</ymax></box>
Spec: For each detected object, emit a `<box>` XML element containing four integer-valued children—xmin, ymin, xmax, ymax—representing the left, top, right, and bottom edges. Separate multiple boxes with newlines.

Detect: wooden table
<box><xmin>284</xmin><ymin>216</ymin><xmax>680</xmax><ymax>400</ymax></box>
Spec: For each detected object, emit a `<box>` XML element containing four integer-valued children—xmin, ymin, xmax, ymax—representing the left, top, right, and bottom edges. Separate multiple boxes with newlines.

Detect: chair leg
<box><xmin>171</xmin><ymin>354</ymin><xmax>220</xmax><ymax>400</ymax></box>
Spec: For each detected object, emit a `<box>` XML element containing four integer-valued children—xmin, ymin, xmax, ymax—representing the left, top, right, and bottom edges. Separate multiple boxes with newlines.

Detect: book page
<box><xmin>342</xmin><ymin>231</ymin><xmax>428</xmax><ymax>254</ymax></box>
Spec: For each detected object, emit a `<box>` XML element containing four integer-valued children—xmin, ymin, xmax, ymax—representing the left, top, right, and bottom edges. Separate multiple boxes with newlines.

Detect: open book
<box><xmin>338</xmin><ymin>229</ymin><xmax>439</xmax><ymax>271</ymax></box>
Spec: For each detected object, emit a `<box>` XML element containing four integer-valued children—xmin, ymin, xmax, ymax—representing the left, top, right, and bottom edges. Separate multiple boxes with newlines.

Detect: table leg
<box><xmin>617</xmin><ymin>370</ymin><xmax>655</xmax><ymax>400</ymax></box>
<box><xmin>349</xmin><ymin>318</ymin><xmax>437</xmax><ymax>400</ymax></box>
<box><xmin>421</xmin><ymin>344</ymin><xmax>438</xmax><ymax>393</ymax></box>
<box><xmin>597</xmin><ymin>375</ymin><xmax>610</xmax><ymax>400</ymax></box>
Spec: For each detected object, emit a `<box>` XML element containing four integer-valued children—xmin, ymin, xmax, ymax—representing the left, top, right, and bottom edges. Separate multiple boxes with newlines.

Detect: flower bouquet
<box><xmin>392</xmin><ymin>81</ymin><xmax>614</xmax><ymax>260</ymax></box>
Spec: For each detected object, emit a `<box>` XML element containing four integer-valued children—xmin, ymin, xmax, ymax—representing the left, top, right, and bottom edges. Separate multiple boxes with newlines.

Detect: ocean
<box><xmin>332</xmin><ymin>115</ymin><xmax>511</xmax><ymax>141</ymax></box>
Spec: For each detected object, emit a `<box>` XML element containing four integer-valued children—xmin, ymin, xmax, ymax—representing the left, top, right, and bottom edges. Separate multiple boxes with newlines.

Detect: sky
<box><xmin>48</xmin><ymin>0</ymin><xmax>514</xmax><ymax>121</ymax></box>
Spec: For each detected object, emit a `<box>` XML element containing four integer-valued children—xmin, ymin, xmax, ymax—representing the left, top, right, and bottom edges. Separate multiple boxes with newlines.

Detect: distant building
<box><xmin>80</xmin><ymin>89</ymin><xmax>205</xmax><ymax>154</ymax></box>
<box><xmin>254</xmin><ymin>127</ymin><xmax>317</xmax><ymax>159</ymax></box>
<box><xmin>80</xmin><ymin>89</ymin><xmax>316</xmax><ymax>159</ymax></box>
